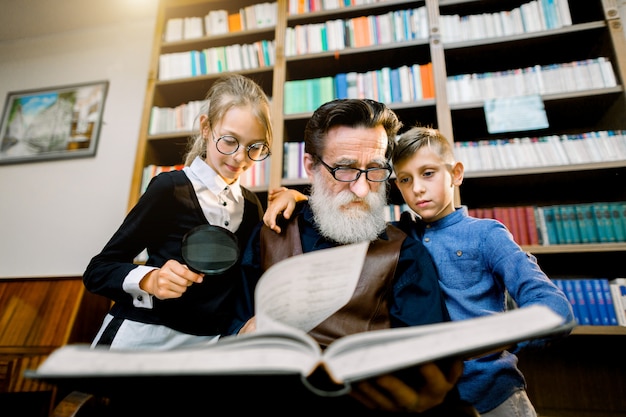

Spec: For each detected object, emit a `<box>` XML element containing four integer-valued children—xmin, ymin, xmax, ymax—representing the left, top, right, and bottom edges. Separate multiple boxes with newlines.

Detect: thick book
<box><xmin>26</xmin><ymin>242</ymin><xmax>573</xmax><ymax>396</ymax></box>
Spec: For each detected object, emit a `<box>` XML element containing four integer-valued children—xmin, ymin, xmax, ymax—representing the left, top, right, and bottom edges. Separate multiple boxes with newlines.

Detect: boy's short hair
<box><xmin>392</xmin><ymin>126</ymin><xmax>455</xmax><ymax>166</ymax></box>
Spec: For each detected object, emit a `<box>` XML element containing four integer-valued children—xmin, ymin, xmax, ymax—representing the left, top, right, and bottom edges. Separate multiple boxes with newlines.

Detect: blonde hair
<box><xmin>392</xmin><ymin>126</ymin><xmax>455</xmax><ymax>168</ymax></box>
<box><xmin>183</xmin><ymin>74</ymin><xmax>273</xmax><ymax>166</ymax></box>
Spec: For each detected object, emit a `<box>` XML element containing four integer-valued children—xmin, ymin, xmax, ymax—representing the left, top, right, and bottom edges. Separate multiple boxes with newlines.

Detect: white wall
<box><xmin>0</xmin><ymin>14</ymin><xmax>158</xmax><ymax>277</ymax></box>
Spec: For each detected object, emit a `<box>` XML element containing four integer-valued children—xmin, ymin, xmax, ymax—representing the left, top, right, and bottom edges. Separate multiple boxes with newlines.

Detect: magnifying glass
<box><xmin>181</xmin><ymin>224</ymin><xmax>240</xmax><ymax>275</ymax></box>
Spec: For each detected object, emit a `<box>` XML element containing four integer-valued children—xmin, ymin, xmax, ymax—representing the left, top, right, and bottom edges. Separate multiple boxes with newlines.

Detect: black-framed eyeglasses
<box><xmin>213</xmin><ymin>134</ymin><xmax>271</xmax><ymax>161</ymax></box>
<box><xmin>316</xmin><ymin>156</ymin><xmax>392</xmax><ymax>182</ymax></box>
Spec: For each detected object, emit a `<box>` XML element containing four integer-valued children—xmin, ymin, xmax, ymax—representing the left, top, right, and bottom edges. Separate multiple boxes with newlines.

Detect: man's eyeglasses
<box><xmin>213</xmin><ymin>134</ymin><xmax>271</xmax><ymax>161</ymax></box>
<box><xmin>316</xmin><ymin>156</ymin><xmax>392</xmax><ymax>182</ymax></box>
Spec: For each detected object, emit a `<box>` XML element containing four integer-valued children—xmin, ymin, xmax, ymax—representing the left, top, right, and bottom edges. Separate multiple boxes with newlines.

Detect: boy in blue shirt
<box><xmin>388</xmin><ymin>126</ymin><xmax>574</xmax><ymax>416</ymax></box>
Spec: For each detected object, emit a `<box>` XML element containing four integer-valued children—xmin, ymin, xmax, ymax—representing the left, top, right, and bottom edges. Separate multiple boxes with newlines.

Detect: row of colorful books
<box><xmin>384</xmin><ymin>204</ymin><xmax>540</xmax><ymax>245</ymax></box>
<box><xmin>440</xmin><ymin>0</ymin><xmax>572</xmax><ymax>43</ymax></box>
<box><xmin>163</xmin><ymin>2</ymin><xmax>277</xmax><ymax>42</ymax></box>
<box><xmin>284</xmin><ymin>6</ymin><xmax>428</xmax><ymax>56</ymax></box>
<box><xmin>553</xmin><ymin>278</ymin><xmax>626</xmax><ymax>327</ymax></box>
<box><xmin>447</xmin><ymin>57</ymin><xmax>616</xmax><ymax>104</ymax></box>
<box><xmin>471</xmin><ymin>202</ymin><xmax>626</xmax><ymax>245</ymax></box>
<box><xmin>383</xmin><ymin>202</ymin><xmax>626</xmax><ymax>245</ymax></box>
<box><xmin>158</xmin><ymin>39</ymin><xmax>276</xmax><ymax>81</ymax></box>
<box><xmin>288</xmin><ymin>0</ymin><xmax>384</xmax><ymax>16</ymax></box>
<box><xmin>141</xmin><ymin>164</ymin><xmax>184</xmax><ymax>194</ymax></box>
<box><xmin>453</xmin><ymin>130</ymin><xmax>626</xmax><ymax>172</ymax></box>
<box><xmin>283</xmin><ymin>63</ymin><xmax>434</xmax><ymax>114</ymax></box>
<box><xmin>149</xmin><ymin>100</ymin><xmax>206</xmax><ymax>135</ymax></box>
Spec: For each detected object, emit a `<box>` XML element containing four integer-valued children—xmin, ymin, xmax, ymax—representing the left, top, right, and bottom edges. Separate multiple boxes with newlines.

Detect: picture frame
<box><xmin>0</xmin><ymin>80</ymin><xmax>109</xmax><ymax>165</ymax></box>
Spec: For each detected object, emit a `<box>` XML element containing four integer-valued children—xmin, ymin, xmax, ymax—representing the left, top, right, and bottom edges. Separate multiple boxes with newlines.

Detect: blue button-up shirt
<box><xmin>395</xmin><ymin>206</ymin><xmax>574</xmax><ymax>413</ymax></box>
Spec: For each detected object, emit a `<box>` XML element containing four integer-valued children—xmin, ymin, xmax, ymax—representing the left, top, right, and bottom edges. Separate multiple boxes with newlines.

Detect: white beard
<box><xmin>308</xmin><ymin>172</ymin><xmax>388</xmax><ymax>244</ymax></box>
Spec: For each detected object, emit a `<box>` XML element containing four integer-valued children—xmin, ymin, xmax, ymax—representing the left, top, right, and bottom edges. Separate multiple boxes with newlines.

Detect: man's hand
<box><xmin>139</xmin><ymin>259</ymin><xmax>204</xmax><ymax>300</ymax></box>
<box><xmin>350</xmin><ymin>360</ymin><xmax>464</xmax><ymax>413</ymax></box>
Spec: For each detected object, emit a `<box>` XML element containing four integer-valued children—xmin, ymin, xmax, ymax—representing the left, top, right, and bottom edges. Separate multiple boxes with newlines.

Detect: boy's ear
<box><xmin>451</xmin><ymin>161</ymin><xmax>464</xmax><ymax>186</ymax></box>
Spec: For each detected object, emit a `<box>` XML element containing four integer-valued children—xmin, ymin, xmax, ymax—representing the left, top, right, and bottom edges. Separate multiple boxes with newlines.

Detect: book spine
<box><xmin>572</xmin><ymin>280</ymin><xmax>592</xmax><ymax>325</ymax></box>
<box><xmin>598</xmin><ymin>278</ymin><xmax>619</xmax><ymax>326</ymax></box>
<box><xmin>525</xmin><ymin>205</ymin><xmax>540</xmax><ymax>245</ymax></box>
<box><xmin>542</xmin><ymin>206</ymin><xmax>560</xmax><ymax>244</ymax></box>
<box><xmin>553</xmin><ymin>206</ymin><xmax>567</xmax><ymax>244</ymax></box>
<box><xmin>609</xmin><ymin>279</ymin><xmax>626</xmax><ymax>326</ymax></box>
<box><xmin>560</xmin><ymin>279</ymin><xmax>581</xmax><ymax>325</ymax></box>
<box><xmin>610</xmin><ymin>201</ymin><xmax>626</xmax><ymax>242</ymax></box>
<box><xmin>534</xmin><ymin>206</ymin><xmax>550</xmax><ymax>245</ymax></box>
<box><xmin>580</xmin><ymin>279</ymin><xmax>602</xmax><ymax>326</ymax></box>
<box><xmin>589</xmin><ymin>278</ymin><xmax>610</xmax><ymax>325</ymax></box>
<box><xmin>592</xmin><ymin>202</ymin><xmax>617</xmax><ymax>243</ymax></box>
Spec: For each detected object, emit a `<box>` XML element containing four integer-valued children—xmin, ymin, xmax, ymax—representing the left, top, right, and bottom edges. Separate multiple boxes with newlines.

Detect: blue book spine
<box><xmin>590</xmin><ymin>279</ymin><xmax>610</xmax><ymax>325</ymax></box>
<box><xmin>542</xmin><ymin>206</ymin><xmax>560</xmax><ymax>244</ymax></box>
<box><xmin>560</xmin><ymin>280</ymin><xmax>581</xmax><ymax>325</ymax></box>
<box><xmin>574</xmin><ymin>204</ymin><xmax>592</xmax><ymax>243</ymax></box>
<box><xmin>592</xmin><ymin>202</ymin><xmax>616</xmax><ymax>243</ymax></box>
<box><xmin>572</xmin><ymin>280</ymin><xmax>592</xmax><ymax>325</ymax></box>
<box><xmin>198</xmin><ymin>50</ymin><xmax>207</xmax><ymax>75</ymax></box>
<box><xmin>335</xmin><ymin>73</ymin><xmax>348</xmax><ymax>99</ymax></box>
<box><xmin>559</xmin><ymin>205</ymin><xmax>580</xmax><ymax>244</ymax></box>
<box><xmin>580</xmin><ymin>279</ymin><xmax>602</xmax><ymax>325</ymax></box>
<box><xmin>618</xmin><ymin>202</ymin><xmax>626</xmax><ymax>241</ymax></box>
<box><xmin>599</xmin><ymin>279</ymin><xmax>619</xmax><ymax>326</ymax></box>
<box><xmin>190</xmin><ymin>50</ymin><xmax>198</xmax><ymax>77</ymax></box>
<box><xmin>610</xmin><ymin>202</ymin><xmax>626</xmax><ymax>242</ymax></box>
<box><xmin>389</xmin><ymin>68</ymin><xmax>401</xmax><ymax>103</ymax></box>
<box><xmin>553</xmin><ymin>206</ymin><xmax>567</xmax><ymax>244</ymax></box>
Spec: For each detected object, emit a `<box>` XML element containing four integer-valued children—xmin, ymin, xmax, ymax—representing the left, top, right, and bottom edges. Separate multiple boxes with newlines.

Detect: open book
<box><xmin>27</xmin><ymin>242</ymin><xmax>573</xmax><ymax>396</ymax></box>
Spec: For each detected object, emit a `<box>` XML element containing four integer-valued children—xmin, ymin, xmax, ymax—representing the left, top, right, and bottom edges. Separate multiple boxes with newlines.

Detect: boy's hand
<box><xmin>263</xmin><ymin>187</ymin><xmax>308</xmax><ymax>233</ymax></box>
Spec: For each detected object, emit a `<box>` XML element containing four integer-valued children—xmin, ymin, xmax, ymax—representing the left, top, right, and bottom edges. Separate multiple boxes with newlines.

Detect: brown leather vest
<box><xmin>260</xmin><ymin>218</ymin><xmax>407</xmax><ymax>348</ymax></box>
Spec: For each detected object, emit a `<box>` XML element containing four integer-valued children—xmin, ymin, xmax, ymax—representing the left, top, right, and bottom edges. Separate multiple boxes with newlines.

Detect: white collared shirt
<box><xmin>183</xmin><ymin>156</ymin><xmax>244</xmax><ymax>232</ymax></box>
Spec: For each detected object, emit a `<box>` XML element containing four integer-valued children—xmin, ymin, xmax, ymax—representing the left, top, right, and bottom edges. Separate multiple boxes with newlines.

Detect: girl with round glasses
<box><xmin>84</xmin><ymin>74</ymin><xmax>273</xmax><ymax>350</ymax></box>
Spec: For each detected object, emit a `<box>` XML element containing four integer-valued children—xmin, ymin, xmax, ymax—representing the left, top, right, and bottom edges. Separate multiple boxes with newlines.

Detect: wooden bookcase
<box><xmin>131</xmin><ymin>1</ymin><xmax>626</xmax><ymax>415</ymax></box>
<box><xmin>0</xmin><ymin>277</ymin><xmax>111</xmax><ymax>415</ymax></box>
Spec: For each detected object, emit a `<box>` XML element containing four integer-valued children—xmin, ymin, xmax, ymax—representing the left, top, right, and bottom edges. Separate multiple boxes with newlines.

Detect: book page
<box><xmin>29</xmin><ymin>331</ymin><xmax>321</xmax><ymax>378</ymax></box>
<box><xmin>255</xmin><ymin>241</ymin><xmax>369</xmax><ymax>332</ymax></box>
<box><xmin>321</xmin><ymin>305</ymin><xmax>570</xmax><ymax>384</ymax></box>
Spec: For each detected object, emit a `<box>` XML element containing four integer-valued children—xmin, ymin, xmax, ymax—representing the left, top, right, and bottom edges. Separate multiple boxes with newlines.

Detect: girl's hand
<box><xmin>139</xmin><ymin>259</ymin><xmax>204</xmax><ymax>300</ymax></box>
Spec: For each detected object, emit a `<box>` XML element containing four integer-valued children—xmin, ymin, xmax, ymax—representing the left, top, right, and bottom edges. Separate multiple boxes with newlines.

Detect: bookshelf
<box><xmin>132</xmin><ymin>1</ymin><xmax>626</xmax><ymax>415</ymax></box>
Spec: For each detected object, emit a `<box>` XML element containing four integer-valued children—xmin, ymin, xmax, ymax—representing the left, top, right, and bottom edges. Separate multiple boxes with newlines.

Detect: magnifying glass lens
<box><xmin>182</xmin><ymin>225</ymin><xmax>239</xmax><ymax>274</ymax></box>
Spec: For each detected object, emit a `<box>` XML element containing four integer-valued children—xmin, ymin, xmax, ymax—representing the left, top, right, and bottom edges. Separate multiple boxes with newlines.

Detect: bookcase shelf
<box><xmin>132</xmin><ymin>1</ymin><xmax>626</xmax><ymax>415</ymax></box>
<box><xmin>572</xmin><ymin>325</ymin><xmax>626</xmax><ymax>335</ymax></box>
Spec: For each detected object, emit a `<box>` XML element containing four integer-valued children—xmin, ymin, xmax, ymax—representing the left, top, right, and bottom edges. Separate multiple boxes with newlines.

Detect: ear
<box><xmin>199</xmin><ymin>115</ymin><xmax>210</xmax><ymax>137</ymax></box>
<box><xmin>451</xmin><ymin>161</ymin><xmax>464</xmax><ymax>186</ymax></box>
<box><xmin>303</xmin><ymin>153</ymin><xmax>316</xmax><ymax>179</ymax></box>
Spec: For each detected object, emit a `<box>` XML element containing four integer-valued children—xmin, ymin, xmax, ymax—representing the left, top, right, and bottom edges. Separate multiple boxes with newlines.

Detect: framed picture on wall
<box><xmin>0</xmin><ymin>80</ymin><xmax>109</xmax><ymax>165</ymax></box>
